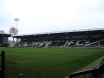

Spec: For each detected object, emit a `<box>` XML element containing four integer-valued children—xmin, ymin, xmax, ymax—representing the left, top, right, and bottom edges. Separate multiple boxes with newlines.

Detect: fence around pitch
<box><xmin>69</xmin><ymin>58</ymin><xmax>104</xmax><ymax>78</ymax></box>
<box><xmin>0</xmin><ymin>51</ymin><xmax>5</xmax><ymax>78</ymax></box>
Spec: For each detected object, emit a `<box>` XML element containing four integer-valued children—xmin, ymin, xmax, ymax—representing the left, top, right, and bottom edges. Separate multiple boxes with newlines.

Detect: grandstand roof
<box><xmin>0</xmin><ymin>34</ymin><xmax>11</xmax><ymax>37</ymax></box>
<box><xmin>14</xmin><ymin>28</ymin><xmax>104</xmax><ymax>38</ymax></box>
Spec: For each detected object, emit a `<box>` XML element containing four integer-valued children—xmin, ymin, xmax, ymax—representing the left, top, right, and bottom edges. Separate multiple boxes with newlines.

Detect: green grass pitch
<box><xmin>0</xmin><ymin>48</ymin><xmax>104</xmax><ymax>78</ymax></box>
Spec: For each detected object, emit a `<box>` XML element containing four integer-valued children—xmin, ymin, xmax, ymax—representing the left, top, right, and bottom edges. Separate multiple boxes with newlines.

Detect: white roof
<box><xmin>14</xmin><ymin>28</ymin><xmax>104</xmax><ymax>36</ymax></box>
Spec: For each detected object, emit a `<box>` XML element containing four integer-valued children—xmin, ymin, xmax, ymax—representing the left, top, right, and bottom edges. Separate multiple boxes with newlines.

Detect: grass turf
<box><xmin>0</xmin><ymin>48</ymin><xmax>104</xmax><ymax>78</ymax></box>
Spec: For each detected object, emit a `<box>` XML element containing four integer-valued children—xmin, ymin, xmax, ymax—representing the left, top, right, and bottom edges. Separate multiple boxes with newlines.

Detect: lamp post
<box><xmin>14</xmin><ymin>18</ymin><xmax>19</xmax><ymax>43</ymax></box>
<box><xmin>14</xmin><ymin>18</ymin><xmax>19</xmax><ymax>29</ymax></box>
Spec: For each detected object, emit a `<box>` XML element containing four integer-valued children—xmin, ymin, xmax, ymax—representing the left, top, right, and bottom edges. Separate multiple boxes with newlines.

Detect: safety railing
<box><xmin>69</xmin><ymin>58</ymin><xmax>104</xmax><ymax>78</ymax></box>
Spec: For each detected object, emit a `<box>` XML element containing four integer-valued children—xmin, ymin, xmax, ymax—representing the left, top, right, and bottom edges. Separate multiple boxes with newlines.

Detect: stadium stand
<box><xmin>49</xmin><ymin>41</ymin><xmax>58</xmax><ymax>47</ymax></box>
<box><xmin>100</xmin><ymin>39</ymin><xmax>104</xmax><ymax>47</ymax></box>
<box><xmin>75</xmin><ymin>39</ymin><xmax>86</xmax><ymax>47</ymax></box>
<box><xmin>0</xmin><ymin>34</ymin><xmax>10</xmax><ymax>47</ymax></box>
<box><xmin>14</xmin><ymin>28</ymin><xmax>104</xmax><ymax>48</ymax></box>
<box><xmin>57</xmin><ymin>41</ymin><xmax>65</xmax><ymax>47</ymax></box>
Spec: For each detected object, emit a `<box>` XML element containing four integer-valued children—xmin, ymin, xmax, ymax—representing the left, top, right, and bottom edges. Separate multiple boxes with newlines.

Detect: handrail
<box><xmin>69</xmin><ymin>69</ymin><xmax>94</xmax><ymax>78</ymax></box>
<box><xmin>69</xmin><ymin>58</ymin><xmax>104</xmax><ymax>78</ymax></box>
<box><xmin>94</xmin><ymin>58</ymin><xmax>104</xmax><ymax>69</ymax></box>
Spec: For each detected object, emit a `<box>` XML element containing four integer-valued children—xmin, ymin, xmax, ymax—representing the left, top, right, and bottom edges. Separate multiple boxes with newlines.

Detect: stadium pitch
<box><xmin>0</xmin><ymin>48</ymin><xmax>104</xmax><ymax>78</ymax></box>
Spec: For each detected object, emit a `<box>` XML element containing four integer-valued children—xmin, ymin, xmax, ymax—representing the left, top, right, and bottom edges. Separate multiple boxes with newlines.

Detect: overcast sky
<box><xmin>0</xmin><ymin>0</ymin><xmax>104</xmax><ymax>35</ymax></box>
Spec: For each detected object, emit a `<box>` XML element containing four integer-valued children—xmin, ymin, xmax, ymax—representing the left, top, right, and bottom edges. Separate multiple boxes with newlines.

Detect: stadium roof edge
<box><xmin>0</xmin><ymin>33</ymin><xmax>11</xmax><ymax>37</ymax></box>
<box><xmin>14</xmin><ymin>28</ymin><xmax>104</xmax><ymax>37</ymax></box>
<box><xmin>0</xmin><ymin>33</ymin><xmax>11</xmax><ymax>35</ymax></box>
